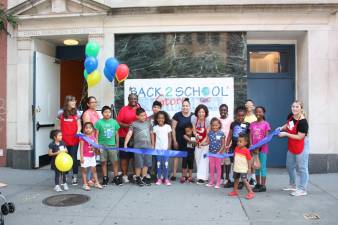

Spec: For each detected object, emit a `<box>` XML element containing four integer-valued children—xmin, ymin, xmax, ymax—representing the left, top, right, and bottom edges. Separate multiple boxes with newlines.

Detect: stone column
<box><xmin>87</xmin><ymin>33</ymin><xmax>115</xmax><ymax>109</ymax></box>
<box><xmin>11</xmin><ymin>37</ymin><xmax>34</xmax><ymax>169</ymax></box>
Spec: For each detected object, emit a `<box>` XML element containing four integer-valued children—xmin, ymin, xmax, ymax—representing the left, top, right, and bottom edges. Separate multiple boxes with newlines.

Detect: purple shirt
<box><xmin>249</xmin><ymin>121</ymin><xmax>271</xmax><ymax>153</ymax></box>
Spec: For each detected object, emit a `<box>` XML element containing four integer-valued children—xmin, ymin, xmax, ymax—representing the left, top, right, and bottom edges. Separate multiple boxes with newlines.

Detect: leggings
<box><xmin>182</xmin><ymin>148</ymin><xmax>195</xmax><ymax>170</ymax></box>
<box><xmin>209</xmin><ymin>156</ymin><xmax>222</xmax><ymax>185</ymax></box>
<box><xmin>156</xmin><ymin>156</ymin><xmax>169</xmax><ymax>179</ymax></box>
<box><xmin>255</xmin><ymin>152</ymin><xmax>267</xmax><ymax>177</ymax></box>
<box><xmin>67</xmin><ymin>145</ymin><xmax>79</xmax><ymax>175</ymax></box>
<box><xmin>55</xmin><ymin>170</ymin><xmax>67</xmax><ymax>185</ymax></box>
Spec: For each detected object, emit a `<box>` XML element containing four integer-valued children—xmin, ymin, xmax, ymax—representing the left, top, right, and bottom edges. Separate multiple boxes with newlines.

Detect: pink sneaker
<box><xmin>156</xmin><ymin>179</ymin><xmax>162</xmax><ymax>185</ymax></box>
<box><xmin>164</xmin><ymin>179</ymin><xmax>172</xmax><ymax>186</ymax></box>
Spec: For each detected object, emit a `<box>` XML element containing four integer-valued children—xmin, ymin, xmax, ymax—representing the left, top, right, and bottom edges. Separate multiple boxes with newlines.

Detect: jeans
<box><xmin>286</xmin><ymin>138</ymin><xmax>309</xmax><ymax>191</ymax></box>
<box><xmin>156</xmin><ymin>156</ymin><xmax>170</xmax><ymax>180</ymax></box>
<box><xmin>55</xmin><ymin>170</ymin><xmax>67</xmax><ymax>185</ymax></box>
<box><xmin>67</xmin><ymin>145</ymin><xmax>79</xmax><ymax>175</ymax></box>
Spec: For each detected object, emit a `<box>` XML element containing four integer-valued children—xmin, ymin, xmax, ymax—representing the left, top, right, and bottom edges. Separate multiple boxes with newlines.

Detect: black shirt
<box><xmin>172</xmin><ymin>112</ymin><xmax>193</xmax><ymax>149</ymax></box>
<box><xmin>230</xmin><ymin>121</ymin><xmax>250</xmax><ymax>150</ymax></box>
<box><xmin>48</xmin><ymin>141</ymin><xmax>66</xmax><ymax>170</ymax></box>
<box><xmin>287</xmin><ymin>114</ymin><xmax>309</xmax><ymax>135</ymax></box>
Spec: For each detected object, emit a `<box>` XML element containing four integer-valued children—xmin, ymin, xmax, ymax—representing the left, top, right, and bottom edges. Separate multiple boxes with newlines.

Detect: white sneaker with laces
<box><xmin>282</xmin><ymin>185</ymin><xmax>297</xmax><ymax>191</ymax></box>
<box><xmin>54</xmin><ymin>185</ymin><xmax>62</xmax><ymax>192</ymax></box>
<box><xmin>122</xmin><ymin>175</ymin><xmax>129</xmax><ymax>183</ymax></box>
<box><xmin>290</xmin><ymin>189</ymin><xmax>307</xmax><ymax>196</ymax></box>
<box><xmin>61</xmin><ymin>183</ymin><xmax>69</xmax><ymax>191</ymax></box>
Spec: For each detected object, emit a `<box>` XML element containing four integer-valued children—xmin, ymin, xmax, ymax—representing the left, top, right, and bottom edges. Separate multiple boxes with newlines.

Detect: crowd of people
<box><xmin>48</xmin><ymin>94</ymin><xmax>309</xmax><ymax>199</ymax></box>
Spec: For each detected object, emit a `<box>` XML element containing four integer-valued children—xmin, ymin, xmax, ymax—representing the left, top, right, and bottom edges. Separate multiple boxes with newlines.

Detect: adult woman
<box><xmin>244</xmin><ymin>99</ymin><xmax>257</xmax><ymax>123</ymax></box>
<box><xmin>192</xmin><ymin>104</ymin><xmax>210</xmax><ymax>184</ymax></box>
<box><xmin>57</xmin><ymin>95</ymin><xmax>82</xmax><ymax>185</ymax></box>
<box><xmin>171</xmin><ymin>98</ymin><xmax>192</xmax><ymax>181</ymax></box>
<box><xmin>279</xmin><ymin>100</ymin><xmax>309</xmax><ymax>196</ymax></box>
<box><xmin>117</xmin><ymin>93</ymin><xmax>140</xmax><ymax>183</ymax></box>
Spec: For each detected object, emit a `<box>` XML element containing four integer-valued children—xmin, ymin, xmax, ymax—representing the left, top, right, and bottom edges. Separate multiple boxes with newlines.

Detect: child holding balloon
<box><xmin>48</xmin><ymin>129</ymin><xmax>69</xmax><ymax>192</ymax></box>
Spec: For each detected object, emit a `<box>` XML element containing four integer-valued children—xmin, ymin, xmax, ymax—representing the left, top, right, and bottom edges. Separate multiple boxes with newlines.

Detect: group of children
<box><xmin>48</xmin><ymin>98</ymin><xmax>271</xmax><ymax>200</ymax></box>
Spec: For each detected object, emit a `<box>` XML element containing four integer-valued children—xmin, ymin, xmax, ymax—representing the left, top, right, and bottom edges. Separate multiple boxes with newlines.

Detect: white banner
<box><xmin>124</xmin><ymin>78</ymin><xmax>234</xmax><ymax>119</ymax></box>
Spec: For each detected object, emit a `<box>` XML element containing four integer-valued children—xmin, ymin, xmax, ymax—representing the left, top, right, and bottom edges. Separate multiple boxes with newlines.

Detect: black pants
<box><xmin>66</xmin><ymin>145</ymin><xmax>79</xmax><ymax>175</ymax></box>
<box><xmin>55</xmin><ymin>170</ymin><xmax>67</xmax><ymax>185</ymax></box>
<box><xmin>182</xmin><ymin>148</ymin><xmax>194</xmax><ymax>170</ymax></box>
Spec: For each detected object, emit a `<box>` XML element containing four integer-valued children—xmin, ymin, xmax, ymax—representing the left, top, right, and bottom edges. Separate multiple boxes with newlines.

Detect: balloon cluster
<box><xmin>104</xmin><ymin>58</ymin><xmax>129</xmax><ymax>83</ymax></box>
<box><xmin>84</xmin><ymin>42</ymin><xmax>102</xmax><ymax>87</ymax></box>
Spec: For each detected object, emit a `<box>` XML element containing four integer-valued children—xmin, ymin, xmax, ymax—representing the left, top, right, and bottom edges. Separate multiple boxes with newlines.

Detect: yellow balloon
<box><xmin>87</xmin><ymin>70</ymin><xmax>102</xmax><ymax>87</ymax></box>
<box><xmin>55</xmin><ymin>152</ymin><xmax>73</xmax><ymax>172</ymax></box>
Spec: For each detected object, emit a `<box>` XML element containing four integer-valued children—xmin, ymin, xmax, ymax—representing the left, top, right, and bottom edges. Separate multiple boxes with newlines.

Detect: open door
<box><xmin>33</xmin><ymin>52</ymin><xmax>60</xmax><ymax>168</ymax></box>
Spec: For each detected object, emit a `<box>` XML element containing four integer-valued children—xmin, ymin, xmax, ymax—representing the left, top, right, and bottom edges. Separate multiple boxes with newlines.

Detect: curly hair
<box><xmin>194</xmin><ymin>104</ymin><xmax>209</xmax><ymax>118</ymax></box>
<box><xmin>154</xmin><ymin>111</ymin><xmax>171</xmax><ymax>125</ymax></box>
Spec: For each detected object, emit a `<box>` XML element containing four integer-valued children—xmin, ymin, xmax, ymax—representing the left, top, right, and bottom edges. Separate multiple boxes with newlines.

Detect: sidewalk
<box><xmin>0</xmin><ymin>167</ymin><xmax>337</xmax><ymax>225</ymax></box>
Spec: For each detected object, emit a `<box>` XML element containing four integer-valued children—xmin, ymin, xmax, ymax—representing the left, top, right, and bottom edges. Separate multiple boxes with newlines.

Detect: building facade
<box><xmin>2</xmin><ymin>0</ymin><xmax>338</xmax><ymax>173</ymax></box>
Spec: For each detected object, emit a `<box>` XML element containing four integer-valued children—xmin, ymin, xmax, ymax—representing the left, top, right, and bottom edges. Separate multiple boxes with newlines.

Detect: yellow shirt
<box><xmin>244</xmin><ymin>114</ymin><xmax>257</xmax><ymax>123</ymax></box>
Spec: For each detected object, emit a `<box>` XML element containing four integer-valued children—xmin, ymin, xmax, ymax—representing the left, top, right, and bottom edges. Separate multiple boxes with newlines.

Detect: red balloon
<box><xmin>115</xmin><ymin>64</ymin><xmax>129</xmax><ymax>83</ymax></box>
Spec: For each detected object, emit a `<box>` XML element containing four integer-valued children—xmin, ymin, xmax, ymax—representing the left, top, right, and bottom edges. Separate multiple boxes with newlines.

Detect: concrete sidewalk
<box><xmin>0</xmin><ymin>167</ymin><xmax>337</xmax><ymax>225</ymax></box>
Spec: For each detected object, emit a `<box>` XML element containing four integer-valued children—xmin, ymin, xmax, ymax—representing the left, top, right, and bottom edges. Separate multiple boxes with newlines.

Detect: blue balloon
<box><xmin>105</xmin><ymin>57</ymin><xmax>119</xmax><ymax>76</ymax></box>
<box><xmin>104</xmin><ymin>67</ymin><xmax>114</xmax><ymax>82</ymax></box>
<box><xmin>84</xmin><ymin>57</ymin><xmax>98</xmax><ymax>74</ymax></box>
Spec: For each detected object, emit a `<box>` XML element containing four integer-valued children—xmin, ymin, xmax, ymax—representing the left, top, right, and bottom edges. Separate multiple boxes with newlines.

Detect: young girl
<box><xmin>225</xmin><ymin>106</ymin><xmax>250</xmax><ymax>188</ymax></box>
<box><xmin>48</xmin><ymin>129</ymin><xmax>68</xmax><ymax>192</ymax></box>
<box><xmin>250</xmin><ymin>107</ymin><xmax>271</xmax><ymax>192</ymax></box>
<box><xmin>218</xmin><ymin>104</ymin><xmax>233</xmax><ymax>184</ymax></box>
<box><xmin>206</xmin><ymin>118</ymin><xmax>225</xmax><ymax>189</ymax></box>
<box><xmin>180</xmin><ymin>123</ymin><xmax>196</xmax><ymax>183</ymax></box>
<box><xmin>192</xmin><ymin>104</ymin><xmax>210</xmax><ymax>185</ymax></box>
<box><xmin>152</xmin><ymin>111</ymin><xmax>172</xmax><ymax>186</ymax></box>
<box><xmin>79</xmin><ymin>122</ymin><xmax>103</xmax><ymax>191</ymax></box>
<box><xmin>228</xmin><ymin>133</ymin><xmax>254</xmax><ymax>199</ymax></box>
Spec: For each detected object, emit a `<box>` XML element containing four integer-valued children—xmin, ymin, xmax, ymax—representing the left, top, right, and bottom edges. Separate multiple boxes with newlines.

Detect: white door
<box><xmin>33</xmin><ymin>52</ymin><xmax>60</xmax><ymax>168</ymax></box>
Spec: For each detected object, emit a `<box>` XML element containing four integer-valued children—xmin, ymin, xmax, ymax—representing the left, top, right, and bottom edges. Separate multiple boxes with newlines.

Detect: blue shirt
<box><xmin>208</xmin><ymin>130</ymin><xmax>225</xmax><ymax>153</ymax></box>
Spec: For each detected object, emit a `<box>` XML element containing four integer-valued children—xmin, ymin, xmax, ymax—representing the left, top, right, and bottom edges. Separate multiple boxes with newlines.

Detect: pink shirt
<box><xmin>219</xmin><ymin>117</ymin><xmax>233</xmax><ymax>139</ymax></box>
<box><xmin>250</xmin><ymin>121</ymin><xmax>271</xmax><ymax>153</ymax></box>
<box><xmin>81</xmin><ymin>135</ymin><xmax>96</xmax><ymax>157</ymax></box>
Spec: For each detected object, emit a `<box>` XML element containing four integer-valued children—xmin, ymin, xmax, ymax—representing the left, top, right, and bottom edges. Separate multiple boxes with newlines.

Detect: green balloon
<box><xmin>84</xmin><ymin>70</ymin><xmax>88</xmax><ymax>80</ymax></box>
<box><xmin>85</xmin><ymin>42</ymin><xmax>100</xmax><ymax>57</ymax></box>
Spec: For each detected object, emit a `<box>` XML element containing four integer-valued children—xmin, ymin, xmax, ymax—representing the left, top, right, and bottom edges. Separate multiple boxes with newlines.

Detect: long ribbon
<box><xmin>77</xmin><ymin>133</ymin><xmax>187</xmax><ymax>158</ymax></box>
<box><xmin>203</xmin><ymin>128</ymin><xmax>281</xmax><ymax>159</ymax></box>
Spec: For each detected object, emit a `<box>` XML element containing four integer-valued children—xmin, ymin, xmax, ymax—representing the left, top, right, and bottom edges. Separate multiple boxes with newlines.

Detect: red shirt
<box><xmin>233</xmin><ymin>146</ymin><xmax>252</xmax><ymax>173</ymax></box>
<box><xmin>117</xmin><ymin>105</ymin><xmax>138</xmax><ymax>138</ymax></box>
<box><xmin>234</xmin><ymin>147</ymin><xmax>252</xmax><ymax>161</ymax></box>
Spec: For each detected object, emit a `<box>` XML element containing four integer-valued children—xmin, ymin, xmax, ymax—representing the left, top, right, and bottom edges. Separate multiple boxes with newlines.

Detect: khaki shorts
<box><xmin>100</xmin><ymin>146</ymin><xmax>118</xmax><ymax>162</ymax></box>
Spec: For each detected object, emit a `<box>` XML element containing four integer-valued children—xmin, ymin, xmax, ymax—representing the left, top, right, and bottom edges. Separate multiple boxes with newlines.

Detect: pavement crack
<box><xmin>238</xmin><ymin>197</ymin><xmax>253</xmax><ymax>225</ymax></box>
<box><xmin>309</xmin><ymin>180</ymin><xmax>338</xmax><ymax>201</ymax></box>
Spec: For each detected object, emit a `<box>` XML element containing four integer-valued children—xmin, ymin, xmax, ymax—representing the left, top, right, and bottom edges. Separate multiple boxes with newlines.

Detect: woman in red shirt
<box><xmin>117</xmin><ymin>93</ymin><xmax>140</xmax><ymax>183</ymax></box>
<box><xmin>279</xmin><ymin>100</ymin><xmax>309</xmax><ymax>197</ymax></box>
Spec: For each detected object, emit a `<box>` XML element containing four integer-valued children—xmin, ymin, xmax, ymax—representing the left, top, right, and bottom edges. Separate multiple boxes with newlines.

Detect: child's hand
<box><xmin>278</xmin><ymin>132</ymin><xmax>288</xmax><ymax>138</ymax></box>
<box><xmin>173</xmin><ymin>141</ymin><xmax>179</xmax><ymax>149</ymax></box>
<box><xmin>225</xmin><ymin>146</ymin><xmax>230</xmax><ymax>152</ymax></box>
<box><xmin>80</xmin><ymin>158</ymin><xmax>84</xmax><ymax>164</ymax></box>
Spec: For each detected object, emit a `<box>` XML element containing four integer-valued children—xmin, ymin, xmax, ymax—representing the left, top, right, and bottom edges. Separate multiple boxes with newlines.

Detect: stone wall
<box><xmin>114</xmin><ymin>32</ymin><xmax>247</xmax><ymax>112</ymax></box>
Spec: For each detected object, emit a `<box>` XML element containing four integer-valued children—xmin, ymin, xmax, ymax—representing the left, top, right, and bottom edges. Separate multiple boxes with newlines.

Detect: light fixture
<box><xmin>63</xmin><ymin>39</ymin><xmax>79</xmax><ymax>46</ymax></box>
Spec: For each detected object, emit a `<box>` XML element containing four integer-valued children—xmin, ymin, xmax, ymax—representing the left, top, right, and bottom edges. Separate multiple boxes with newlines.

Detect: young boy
<box><xmin>124</xmin><ymin>108</ymin><xmax>153</xmax><ymax>186</ymax></box>
<box><xmin>228</xmin><ymin>133</ymin><xmax>254</xmax><ymax>200</ymax></box>
<box><xmin>147</xmin><ymin>100</ymin><xmax>162</xmax><ymax>127</ymax></box>
<box><xmin>94</xmin><ymin>106</ymin><xmax>121</xmax><ymax>186</ymax></box>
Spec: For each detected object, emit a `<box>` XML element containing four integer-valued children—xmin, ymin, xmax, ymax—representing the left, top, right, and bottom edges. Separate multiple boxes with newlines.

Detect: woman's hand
<box><xmin>278</xmin><ymin>132</ymin><xmax>289</xmax><ymax>138</ymax></box>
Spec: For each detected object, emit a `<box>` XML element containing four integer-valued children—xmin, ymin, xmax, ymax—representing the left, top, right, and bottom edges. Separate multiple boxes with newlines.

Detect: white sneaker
<box><xmin>290</xmin><ymin>189</ymin><xmax>307</xmax><ymax>196</ymax></box>
<box><xmin>282</xmin><ymin>185</ymin><xmax>297</xmax><ymax>191</ymax></box>
<box><xmin>61</xmin><ymin>183</ymin><xmax>69</xmax><ymax>191</ymax></box>
<box><xmin>72</xmin><ymin>176</ymin><xmax>78</xmax><ymax>186</ymax></box>
<box><xmin>122</xmin><ymin>175</ymin><xmax>129</xmax><ymax>183</ymax></box>
<box><xmin>54</xmin><ymin>185</ymin><xmax>62</xmax><ymax>192</ymax></box>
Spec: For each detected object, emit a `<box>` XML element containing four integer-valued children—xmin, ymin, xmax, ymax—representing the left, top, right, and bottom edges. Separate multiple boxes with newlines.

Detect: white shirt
<box><xmin>153</xmin><ymin>124</ymin><xmax>172</xmax><ymax>150</ymax></box>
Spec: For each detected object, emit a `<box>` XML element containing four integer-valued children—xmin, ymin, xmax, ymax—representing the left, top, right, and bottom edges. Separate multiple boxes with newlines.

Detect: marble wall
<box><xmin>114</xmin><ymin>32</ymin><xmax>247</xmax><ymax>111</ymax></box>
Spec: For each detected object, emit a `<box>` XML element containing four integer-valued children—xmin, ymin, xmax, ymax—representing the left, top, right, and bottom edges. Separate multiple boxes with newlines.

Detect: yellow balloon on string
<box><xmin>87</xmin><ymin>70</ymin><xmax>102</xmax><ymax>87</ymax></box>
<box><xmin>55</xmin><ymin>152</ymin><xmax>73</xmax><ymax>172</ymax></box>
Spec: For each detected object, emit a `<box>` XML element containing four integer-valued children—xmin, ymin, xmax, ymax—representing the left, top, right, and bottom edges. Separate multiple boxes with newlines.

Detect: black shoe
<box><xmin>259</xmin><ymin>185</ymin><xmax>267</xmax><ymax>192</ymax></box>
<box><xmin>112</xmin><ymin>175</ymin><xmax>123</xmax><ymax>186</ymax></box>
<box><xmin>170</xmin><ymin>176</ymin><xmax>176</xmax><ymax>181</ymax></box>
<box><xmin>142</xmin><ymin>177</ymin><xmax>151</xmax><ymax>186</ymax></box>
<box><xmin>223</xmin><ymin>180</ymin><xmax>233</xmax><ymax>188</ymax></box>
<box><xmin>136</xmin><ymin>176</ymin><xmax>144</xmax><ymax>187</ymax></box>
<box><xmin>102</xmin><ymin>176</ymin><xmax>109</xmax><ymax>187</ymax></box>
<box><xmin>253</xmin><ymin>184</ymin><xmax>261</xmax><ymax>192</ymax></box>
<box><xmin>238</xmin><ymin>181</ymin><xmax>244</xmax><ymax>190</ymax></box>
<box><xmin>249</xmin><ymin>178</ymin><xmax>256</xmax><ymax>186</ymax></box>
<box><xmin>196</xmin><ymin>179</ymin><xmax>205</xmax><ymax>185</ymax></box>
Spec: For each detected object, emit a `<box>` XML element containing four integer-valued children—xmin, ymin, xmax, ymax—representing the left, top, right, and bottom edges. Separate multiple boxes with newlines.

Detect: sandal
<box><xmin>82</xmin><ymin>184</ymin><xmax>91</xmax><ymax>191</ymax></box>
<box><xmin>94</xmin><ymin>183</ymin><xmax>103</xmax><ymax>189</ymax></box>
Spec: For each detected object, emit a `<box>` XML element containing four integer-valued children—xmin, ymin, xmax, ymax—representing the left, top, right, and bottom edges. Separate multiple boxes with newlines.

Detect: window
<box><xmin>249</xmin><ymin>51</ymin><xmax>289</xmax><ymax>73</ymax></box>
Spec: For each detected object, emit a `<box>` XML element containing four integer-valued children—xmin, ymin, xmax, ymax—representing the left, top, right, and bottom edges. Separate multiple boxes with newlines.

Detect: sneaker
<box><xmin>54</xmin><ymin>185</ymin><xmax>62</xmax><ymax>192</ymax></box>
<box><xmin>164</xmin><ymin>179</ymin><xmax>172</xmax><ymax>186</ymax></box>
<box><xmin>102</xmin><ymin>176</ymin><xmax>109</xmax><ymax>187</ymax></box>
<box><xmin>136</xmin><ymin>176</ymin><xmax>144</xmax><ymax>187</ymax></box>
<box><xmin>142</xmin><ymin>177</ymin><xmax>151</xmax><ymax>186</ymax></box>
<box><xmin>122</xmin><ymin>175</ymin><xmax>129</xmax><ymax>183</ymax></box>
<box><xmin>214</xmin><ymin>185</ymin><xmax>221</xmax><ymax>189</ymax></box>
<box><xmin>206</xmin><ymin>183</ymin><xmax>214</xmax><ymax>187</ymax></box>
<box><xmin>179</xmin><ymin>177</ymin><xmax>186</xmax><ymax>184</ymax></box>
<box><xmin>223</xmin><ymin>180</ymin><xmax>233</xmax><ymax>188</ymax></box>
<box><xmin>94</xmin><ymin>183</ymin><xmax>103</xmax><ymax>189</ymax></box>
<box><xmin>61</xmin><ymin>183</ymin><xmax>69</xmax><ymax>191</ymax></box>
<box><xmin>228</xmin><ymin>191</ymin><xmax>239</xmax><ymax>196</ymax></box>
<box><xmin>170</xmin><ymin>176</ymin><xmax>176</xmax><ymax>181</ymax></box>
<box><xmin>196</xmin><ymin>179</ymin><xmax>205</xmax><ymax>185</ymax></box>
<box><xmin>283</xmin><ymin>185</ymin><xmax>297</xmax><ymax>191</ymax></box>
<box><xmin>253</xmin><ymin>184</ymin><xmax>261</xmax><ymax>193</ymax></box>
<box><xmin>112</xmin><ymin>176</ymin><xmax>123</xmax><ymax>186</ymax></box>
<box><xmin>72</xmin><ymin>176</ymin><xmax>78</xmax><ymax>186</ymax></box>
<box><xmin>259</xmin><ymin>185</ymin><xmax>267</xmax><ymax>192</ymax></box>
<box><xmin>249</xmin><ymin>178</ymin><xmax>256</xmax><ymax>186</ymax></box>
<box><xmin>238</xmin><ymin>182</ymin><xmax>244</xmax><ymax>190</ymax></box>
<box><xmin>82</xmin><ymin>184</ymin><xmax>91</xmax><ymax>191</ymax></box>
<box><xmin>245</xmin><ymin>192</ymin><xmax>255</xmax><ymax>200</ymax></box>
<box><xmin>156</xmin><ymin>179</ymin><xmax>162</xmax><ymax>185</ymax></box>
<box><xmin>290</xmin><ymin>189</ymin><xmax>307</xmax><ymax>196</ymax></box>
